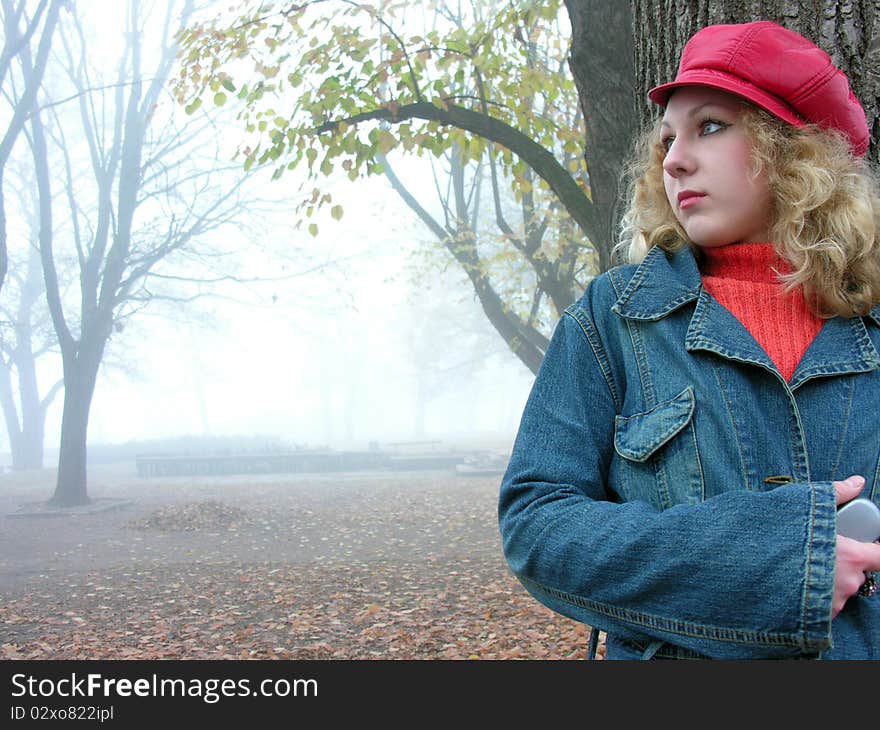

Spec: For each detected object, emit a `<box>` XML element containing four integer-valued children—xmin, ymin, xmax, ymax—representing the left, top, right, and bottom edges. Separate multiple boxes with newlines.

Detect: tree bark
<box><xmin>630</xmin><ymin>1</ymin><xmax>878</xmax><ymax>163</ymax></box>
<box><xmin>564</xmin><ymin>0</ymin><xmax>637</xmax><ymax>270</ymax></box>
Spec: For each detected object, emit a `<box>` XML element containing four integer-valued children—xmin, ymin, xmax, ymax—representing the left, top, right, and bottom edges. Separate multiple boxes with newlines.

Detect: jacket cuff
<box><xmin>801</xmin><ymin>481</ymin><xmax>837</xmax><ymax>650</ymax></box>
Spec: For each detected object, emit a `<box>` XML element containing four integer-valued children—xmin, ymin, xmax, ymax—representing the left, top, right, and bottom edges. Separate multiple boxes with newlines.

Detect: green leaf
<box><xmin>330</xmin><ymin>205</ymin><xmax>344</xmax><ymax>221</ymax></box>
<box><xmin>376</xmin><ymin>129</ymin><xmax>396</xmax><ymax>155</ymax></box>
<box><xmin>184</xmin><ymin>98</ymin><xmax>202</xmax><ymax>115</ymax></box>
<box><xmin>308</xmin><ymin>223</ymin><xmax>319</xmax><ymax>237</ymax></box>
<box><xmin>213</xmin><ymin>91</ymin><xmax>227</xmax><ymax>106</ymax></box>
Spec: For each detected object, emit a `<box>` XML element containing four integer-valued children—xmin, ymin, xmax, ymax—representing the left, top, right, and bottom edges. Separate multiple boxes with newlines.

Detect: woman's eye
<box><xmin>700</xmin><ymin>119</ymin><xmax>728</xmax><ymax>136</ymax></box>
<box><xmin>661</xmin><ymin>135</ymin><xmax>674</xmax><ymax>152</ymax></box>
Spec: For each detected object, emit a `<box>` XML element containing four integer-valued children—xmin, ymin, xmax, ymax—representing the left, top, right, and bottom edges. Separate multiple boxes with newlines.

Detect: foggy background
<box><xmin>0</xmin><ymin>0</ymin><xmax>542</xmax><ymax>471</ymax></box>
<box><xmin>77</xmin><ymin>165</ymin><xmax>534</xmax><ymax>454</ymax></box>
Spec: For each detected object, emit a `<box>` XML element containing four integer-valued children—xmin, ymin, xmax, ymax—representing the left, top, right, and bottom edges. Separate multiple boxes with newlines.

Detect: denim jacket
<box><xmin>498</xmin><ymin>245</ymin><xmax>880</xmax><ymax>659</ymax></box>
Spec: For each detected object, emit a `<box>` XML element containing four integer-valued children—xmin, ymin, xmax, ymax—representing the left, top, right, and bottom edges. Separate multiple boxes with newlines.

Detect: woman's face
<box><xmin>661</xmin><ymin>86</ymin><xmax>773</xmax><ymax>248</ymax></box>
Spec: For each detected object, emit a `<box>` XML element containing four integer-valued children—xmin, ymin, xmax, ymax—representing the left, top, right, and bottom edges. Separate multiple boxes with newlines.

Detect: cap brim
<box><xmin>648</xmin><ymin>71</ymin><xmax>806</xmax><ymax>128</ymax></box>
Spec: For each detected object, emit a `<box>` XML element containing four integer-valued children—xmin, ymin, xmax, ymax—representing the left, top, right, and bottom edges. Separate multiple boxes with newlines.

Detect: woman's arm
<box><xmin>498</xmin><ymin>287</ymin><xmax>840</xmax><ymax>659</ymax></box>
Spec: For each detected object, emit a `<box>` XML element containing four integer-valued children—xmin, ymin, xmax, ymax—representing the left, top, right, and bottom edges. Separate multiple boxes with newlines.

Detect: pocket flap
<box><xmin>614</xmin><ymin>387</ymin><xmax>695</xmax><ymax>462</ymax></box>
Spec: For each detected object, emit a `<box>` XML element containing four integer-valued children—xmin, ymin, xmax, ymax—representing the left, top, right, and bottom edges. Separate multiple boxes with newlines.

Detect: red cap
<box><xmin>648</xmin><ymin>21</ymin><xmax>869</xmax><ymax>157</ymax></box>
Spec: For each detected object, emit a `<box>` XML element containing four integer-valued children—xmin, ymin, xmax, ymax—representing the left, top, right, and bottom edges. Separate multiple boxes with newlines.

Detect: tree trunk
<box><xmin>13</xmin><ymin>352</ymin><xmax>46</xmax><ymax>470</ymax></box>
<box><xmin>414</xmin><ymin>376</ymin><xmax>427</xmax><ymax>439</ymax></box>
<box><xmin>0</xmin><ymin>373</ymin><xmax>44</xmax><ymax>471</ymax></box>
<box><xmin>380</xmin><ymin>152</ymin><xmax>550</xmax><ymax>374</ymax></box>
<box><xmin>565</xmin><ymin>0</ymin><xmax>880</xmax><ymax>250</ymax></box>
<box><xmin>0</xmin><ymin>0</ymin><xmax>65</xmax><ymax>295</ymax></box>
<box><xmin>0</xmin><ymin>361</ymin><xmax>23</xmax><ymax>467</ymax></box>
<box><xmin>49</xmin><ymin>342</ymin><xmax>102</xmax><ymax>506</ymax></box>
<box><xmin>564</xmin><ymin>0</ymin><xmax>637</xmax><ymax>269</ymax></box>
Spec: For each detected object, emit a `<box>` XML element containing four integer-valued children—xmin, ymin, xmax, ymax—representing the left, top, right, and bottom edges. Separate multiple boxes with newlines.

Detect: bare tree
<box><xmin>21</xmin><ymin>0</ymin><xmax>273</xmax><ymax>505</ymax></box>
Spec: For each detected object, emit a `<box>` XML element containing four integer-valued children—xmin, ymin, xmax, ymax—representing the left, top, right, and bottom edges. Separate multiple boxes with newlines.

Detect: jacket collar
<box><xmin>611</xmin><ymin>246</ymin><xmax>702</xmax><ymax>321</ymax></box>
<box><xmin>611</xmin><ymin>245</ymin><xmax>880</xmax><ymax>386</ymax></box>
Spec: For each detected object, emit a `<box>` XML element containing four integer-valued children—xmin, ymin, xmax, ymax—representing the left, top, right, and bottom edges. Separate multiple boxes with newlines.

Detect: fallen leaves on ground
<box><xmin>0</xmin><ymin>474</ymin><xmax>606</xmax><ymax>660</ymax></box>
<box><xmin>0</xmin><ymin>559</ymin><xmax>604</xmax><ymax>660</ymax></box>
<box><xmin>126</xmin><ymin>500</ymin><xmax>251</xmax><ymax>532</ymax></box>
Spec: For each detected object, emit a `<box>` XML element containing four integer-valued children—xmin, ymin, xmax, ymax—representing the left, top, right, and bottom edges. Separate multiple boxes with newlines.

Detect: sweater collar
<box><xmin>697</xmin><ymin>242</ymin><xmax>789</xmax><ymax>282</ymax></box>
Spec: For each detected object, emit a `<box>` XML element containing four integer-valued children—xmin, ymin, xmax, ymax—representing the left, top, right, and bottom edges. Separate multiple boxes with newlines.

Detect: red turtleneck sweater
<box><xmin>699</xmin><ymin>242</ymin><xmax>824</xmax><ymax>382</ymax></box>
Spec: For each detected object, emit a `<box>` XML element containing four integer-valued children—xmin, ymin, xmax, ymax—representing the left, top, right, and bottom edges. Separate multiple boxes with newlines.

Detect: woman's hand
<box><xmin>832</xmin><ymin>475</ymin><xmax>880</xmax><ymax>617</ymax></box>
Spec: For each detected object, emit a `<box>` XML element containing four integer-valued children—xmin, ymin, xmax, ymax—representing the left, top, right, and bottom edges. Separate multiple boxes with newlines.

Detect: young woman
<box><xmin>498</xmin><ymin>21</ymin><xmax>880</xmax><ymax>659</ymax></box>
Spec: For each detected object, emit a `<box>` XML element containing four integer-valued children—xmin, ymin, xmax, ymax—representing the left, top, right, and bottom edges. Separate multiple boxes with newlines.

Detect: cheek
<box><xmin>731</xmin><ymin>139</ymin><xmax>762</xmax><ymax>187</ymax></box>
<box><xmin>663</xmin><ymin>174</ymin><xmax>677</xmax><ymax>211</ymax></box>
<box><xmin>741</xmin><ymin>167</ymin><xmax>771</xmax><ymax>214</ymax></box>
<box><xmin>747</xmin><ymin>168</ymin><xmax>770</xmax><ymax>197</ymax></box>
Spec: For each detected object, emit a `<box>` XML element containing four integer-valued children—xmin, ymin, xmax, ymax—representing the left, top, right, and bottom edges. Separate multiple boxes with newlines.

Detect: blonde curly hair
<box><xmin>615</xmin><ymin>103</ymin><xmax>880</xmax><ymax>318</ymax></box>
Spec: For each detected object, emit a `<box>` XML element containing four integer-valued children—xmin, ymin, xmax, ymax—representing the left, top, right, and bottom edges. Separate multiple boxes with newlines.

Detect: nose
<box><xmin>662</xmin><ymin>137</ymin><xmax>694</xmax><ymax>178</ymax></box>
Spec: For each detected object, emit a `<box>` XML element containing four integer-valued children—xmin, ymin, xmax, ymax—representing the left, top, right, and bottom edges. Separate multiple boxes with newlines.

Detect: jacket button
<box><xmin>764</xmin><ymin>475</ymin><xmax>794</xmax><ymax>485</ymax></box>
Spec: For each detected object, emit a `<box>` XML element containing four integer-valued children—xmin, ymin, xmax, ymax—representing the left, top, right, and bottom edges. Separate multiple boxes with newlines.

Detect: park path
<box><xmin>0</xmin><ymin>466</ymin><xmax>501</xmax><ymax>592</ymax></box>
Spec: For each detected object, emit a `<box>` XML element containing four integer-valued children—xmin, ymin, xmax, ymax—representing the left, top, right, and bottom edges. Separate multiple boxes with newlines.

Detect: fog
<box><xmin>82</xmin><ymin>171</ymin><xmax>535</xmax><ymax>455</ymax></box>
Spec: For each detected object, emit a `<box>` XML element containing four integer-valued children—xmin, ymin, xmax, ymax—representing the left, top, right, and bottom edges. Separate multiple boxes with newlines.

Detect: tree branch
<box><xmin>313</xmin><ymin>99</ymin><xmax>598</xmax><ymax>245</ymax></box>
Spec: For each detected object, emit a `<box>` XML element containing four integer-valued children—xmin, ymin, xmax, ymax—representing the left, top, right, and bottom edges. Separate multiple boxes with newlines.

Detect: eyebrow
<box><xmin>660</xmin><ymin>101</ymin><xmax>734</xmax><ymax>128</ymax></box>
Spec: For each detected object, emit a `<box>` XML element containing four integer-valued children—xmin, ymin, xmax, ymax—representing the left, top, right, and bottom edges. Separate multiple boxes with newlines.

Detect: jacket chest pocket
<box><xmin>612</xmin><ymin>387</ymin><xmax>705</xmax><ymax>509</ymax></box>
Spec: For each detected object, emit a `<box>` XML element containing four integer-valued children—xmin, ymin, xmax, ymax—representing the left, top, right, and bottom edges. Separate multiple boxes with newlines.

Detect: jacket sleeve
<box><xmin>497</xmin><ymin>281</ymin><xmax>838</xmax><ymax>659</ymax></box>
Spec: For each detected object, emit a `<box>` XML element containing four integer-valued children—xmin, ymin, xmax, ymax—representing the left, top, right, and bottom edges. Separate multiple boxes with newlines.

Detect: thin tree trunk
<box><xmin>0</xmin><ymin>360</ymin><xmax>23</xmax><ymax>467</ymax></box>
<box><xmin>15</xmin><ymin>346</ymin><xmax>44</xmax><ymax>469</ymax></box>
<box><xmin>0</xmin><ymin>0</ymin><xmax>64</xmax><ymax>294</ymax></box>
<box><xmin>414</xmin><ymin>376</ymin><xmax>427</xmax><ymax>439</ymax></box>
<box><xmin>0</xmin><ymin>246</ymin><xmax>56</xmax><ymax>470</ymax></box>
<box><xmin>380</xmin><ymin>152</ymin><xmax>550</xmax><ymax>374</ymax></box>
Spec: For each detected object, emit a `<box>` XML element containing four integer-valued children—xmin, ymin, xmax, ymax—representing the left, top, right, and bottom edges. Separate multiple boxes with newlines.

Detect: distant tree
<box><xmin>0</xmin><ymin>0</ymin><xmax>65</xmax><ymax>294</ymax></box>
<box><xmin>397</xmin><ymin>267</ymin><xmax>517</xmax><ymax>439</ymax></box>
<box><xmin>0</xmin><ymin>172</ymin><xmax>64</xmax><ymax>469</ymax></box>
<box><xmin>21</xmin><ymin>0</ymin><xmax>268</xmax><ymax>506</ymax></box>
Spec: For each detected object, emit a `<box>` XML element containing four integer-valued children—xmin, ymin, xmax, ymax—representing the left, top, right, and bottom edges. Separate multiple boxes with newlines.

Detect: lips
<box><xmin>677</xmin><ymin>190</ymin><xmax>706</xmax><ymax>209</ymax></box>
